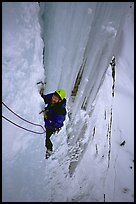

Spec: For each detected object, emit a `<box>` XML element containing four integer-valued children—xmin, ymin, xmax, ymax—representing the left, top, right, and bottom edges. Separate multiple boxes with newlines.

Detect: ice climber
<box><xmin>40</xmin><ymin>88</ymin><xmax>67</xmax><ymax>158</ymax></box>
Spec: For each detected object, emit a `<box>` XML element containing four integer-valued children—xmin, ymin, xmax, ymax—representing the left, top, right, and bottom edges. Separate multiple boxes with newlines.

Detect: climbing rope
<box><xmin>2</xmin><ymin>102</ymin><xmax>46</xmax><ymax>134</ymax></box>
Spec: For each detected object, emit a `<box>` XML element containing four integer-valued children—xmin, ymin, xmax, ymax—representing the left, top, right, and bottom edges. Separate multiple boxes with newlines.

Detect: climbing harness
<box><xmin>2</xmin><ymin>102</ymin><xmax>46</xmax><ymax>135</ymax></box>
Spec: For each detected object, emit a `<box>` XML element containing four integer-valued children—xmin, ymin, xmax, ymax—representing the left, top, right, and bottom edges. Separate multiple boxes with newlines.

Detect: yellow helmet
<box><xmin>55</xmin><ymin>89</ymin><xmax>66</xmax><ymax>100</ymax></box>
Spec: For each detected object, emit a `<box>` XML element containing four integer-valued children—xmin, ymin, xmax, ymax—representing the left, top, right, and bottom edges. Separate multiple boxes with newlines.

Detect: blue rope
<box><xmin>2</xmin><ymin>102</ymin><xmax>46</xmax><ymax>134</ymax></box>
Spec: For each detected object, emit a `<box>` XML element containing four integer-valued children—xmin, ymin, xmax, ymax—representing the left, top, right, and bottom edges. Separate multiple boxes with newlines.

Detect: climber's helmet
<box><xmin>51</xmin><ymin>89</ymin><xmax>66</xmax><ymax>104</ymax></box>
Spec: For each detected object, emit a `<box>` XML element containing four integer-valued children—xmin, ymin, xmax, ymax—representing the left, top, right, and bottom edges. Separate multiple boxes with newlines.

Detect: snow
<box><xmin>2</xmin><ymin>2</ymin><xmax>134</xmax><ymax>202</ymax></box>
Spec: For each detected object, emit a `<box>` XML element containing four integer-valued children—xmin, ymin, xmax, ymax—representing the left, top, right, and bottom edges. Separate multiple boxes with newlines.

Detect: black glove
<box><xmin>40</xmin><ymin>87</ymin><xmax>44</xmax><ymax>96</ymax></box>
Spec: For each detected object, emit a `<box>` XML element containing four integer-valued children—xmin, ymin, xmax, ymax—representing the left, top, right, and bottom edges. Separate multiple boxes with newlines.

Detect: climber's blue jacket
<box><xmin>41</xmin><ymin>93</ymin><xmax>67</xmax><ymax>130</ymax></box>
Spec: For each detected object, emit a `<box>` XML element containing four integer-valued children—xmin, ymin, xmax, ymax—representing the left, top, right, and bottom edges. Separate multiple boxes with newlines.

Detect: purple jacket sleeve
<box><xmin>41</xmin><ymin>93</ymin><xmax>53</xmax><ymax>104</ymax></box>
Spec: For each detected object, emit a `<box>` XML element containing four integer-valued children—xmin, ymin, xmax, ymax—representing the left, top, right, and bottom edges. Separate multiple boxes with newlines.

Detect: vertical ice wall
<box><xmin>38</xmin><ymin>2</ymin><xmax>133</xmax><ymax>187</ymax></box>
<box><xmin>39</xmin><ymin>2</ymin><xmax>129</xmax><ymax>118</ymax></box>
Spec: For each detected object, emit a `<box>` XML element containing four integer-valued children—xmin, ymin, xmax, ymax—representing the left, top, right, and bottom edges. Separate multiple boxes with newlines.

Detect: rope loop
<box><xmin>2</xmin><ymin>102</ymin><xmax>46</xmax><ymax>134</ymax></box>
